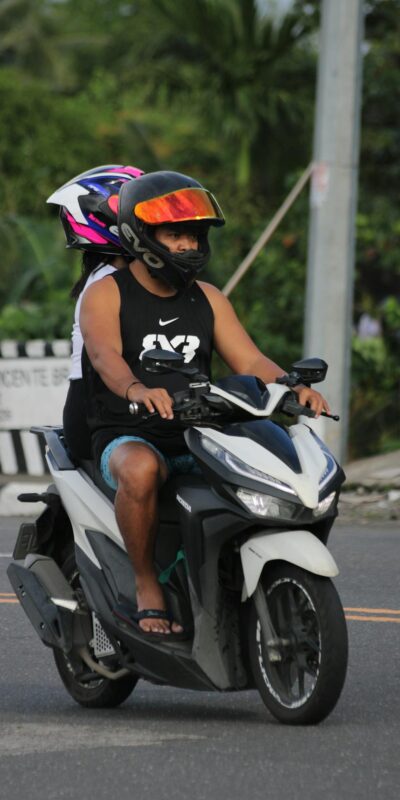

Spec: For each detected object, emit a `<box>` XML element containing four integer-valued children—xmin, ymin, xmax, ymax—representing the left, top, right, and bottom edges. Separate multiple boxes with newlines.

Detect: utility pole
<box><xmin>304</xmin><ymin>0</ymin><xmax>364</xmax><ymax>462</ymax></box>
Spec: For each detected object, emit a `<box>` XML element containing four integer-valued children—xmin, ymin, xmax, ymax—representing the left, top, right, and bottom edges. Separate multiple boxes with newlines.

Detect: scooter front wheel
<box><xmin>248</xmin><ymin>563</ymin><xmax>348</xmax><ymax>725</ymax></box>
<box><xmin>53</xmin><ymin>553</ymin><xmax>137</xmax><ymax>708</ymax></box>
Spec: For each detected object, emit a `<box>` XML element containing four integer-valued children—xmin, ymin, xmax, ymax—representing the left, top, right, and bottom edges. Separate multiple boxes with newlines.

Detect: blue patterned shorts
<box><xmin>100</xmin><ymin>435</ymin><xmax>200</xmax><ymax>490</ymax></box>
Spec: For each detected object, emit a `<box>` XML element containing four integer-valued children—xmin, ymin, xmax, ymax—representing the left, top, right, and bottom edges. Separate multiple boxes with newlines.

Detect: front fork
<box><xmin>253</xmin><ymin>583</ymin><xmax>290</xmax><ymax>663</ymax></box>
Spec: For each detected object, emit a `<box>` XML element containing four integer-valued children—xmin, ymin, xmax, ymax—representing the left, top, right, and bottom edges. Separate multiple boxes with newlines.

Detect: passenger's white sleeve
<box><xmin>69</xmin><ymin>264</ymin><xmax>117</xmax><ymax>380</ymax></box>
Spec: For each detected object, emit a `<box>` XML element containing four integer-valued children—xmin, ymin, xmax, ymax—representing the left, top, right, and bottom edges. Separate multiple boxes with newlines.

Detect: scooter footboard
<box><xmin>240</xmin><ymin>530</ymin><xmax>339</xmax><ymax>600</ymax></box>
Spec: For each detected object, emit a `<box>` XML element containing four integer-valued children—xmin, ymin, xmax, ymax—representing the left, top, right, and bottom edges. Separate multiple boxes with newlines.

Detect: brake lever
<box><xmin>320</xmin><ymin>411</ymin><xmax>340</xmax><ymax>421</ymax></box>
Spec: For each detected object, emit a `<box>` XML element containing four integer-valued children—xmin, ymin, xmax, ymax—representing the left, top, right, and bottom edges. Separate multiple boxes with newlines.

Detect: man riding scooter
<box><xmin>80</xmin><ymin>169</ymin><xmax>330</xmax><ymax>638</ymax></box>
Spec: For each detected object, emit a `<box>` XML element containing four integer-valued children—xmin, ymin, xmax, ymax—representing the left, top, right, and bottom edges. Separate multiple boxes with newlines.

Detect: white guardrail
<box><xmin>0</xmin><ymin>340</ymin><xmax>71</xmax><ymax>476</ymax></box>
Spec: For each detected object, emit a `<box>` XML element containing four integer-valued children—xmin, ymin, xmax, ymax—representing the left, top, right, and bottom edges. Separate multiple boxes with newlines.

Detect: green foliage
<box><xmin>137</xmin><ymin>0</ymin><xmax>316</xmax><ymax>196</ymax></box>
<box><xmin>210</xmin><ymin>187</ymin><xmax>310</xmax><ymax>366</ymax></box>
<box><xmin>346</xmin><ymin>0</ymin><xmax>400</xmax><ymax>455</ymax></box>
<box><xmin>0</xmin><ymin>67</ymin><xmax>154</xmax><ymax>217</ymax></box>
<box><xmin>0</xmin><ymin>298</ymin><xmax>73</xmax><ymax>340</ymax></box>
<box><xmin>349</xmin><ymin>332</ymin><xmax>400</xmax><ymax>458</ymax></box>
<box><xmin>0</xmin><ymin>213</ymin><xmax>76</xmax><ymax>339</ymax></box>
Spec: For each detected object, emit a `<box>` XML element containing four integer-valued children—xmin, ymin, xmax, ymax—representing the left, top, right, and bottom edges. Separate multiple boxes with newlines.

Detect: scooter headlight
<box><xmin>236</xmin><ymin>488</ymin><xmax>297</xmax><ymax>520</ymax></box>
<box><xmin>312</xmin><ymin>491</ymin><xmax>336</xmax><ymax>517</ymax></box>
<box><xmin>201</xmin><ymin>436</ymin><xmax>296</xmax><ymax>495</ymax></box>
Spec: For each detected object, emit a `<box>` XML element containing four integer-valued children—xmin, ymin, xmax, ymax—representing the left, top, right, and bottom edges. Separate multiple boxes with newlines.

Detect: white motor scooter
<box><xmin>8</xmin><ymin>354</ymin><xmax>347</xmax><ymax>725</ymax></box>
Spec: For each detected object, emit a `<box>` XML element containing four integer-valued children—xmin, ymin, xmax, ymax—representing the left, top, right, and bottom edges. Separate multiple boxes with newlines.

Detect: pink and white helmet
<box><xmin>47</xmin><ymin>164</ymin><xmax>144</xmax><ymax>254</ymax></box>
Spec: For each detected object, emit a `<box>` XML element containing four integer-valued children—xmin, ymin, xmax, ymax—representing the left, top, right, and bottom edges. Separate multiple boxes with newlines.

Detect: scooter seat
<box><xmin>78</xmin><ymin>458</ymin><xmax>115</xmax><ymax>502</ymax></box>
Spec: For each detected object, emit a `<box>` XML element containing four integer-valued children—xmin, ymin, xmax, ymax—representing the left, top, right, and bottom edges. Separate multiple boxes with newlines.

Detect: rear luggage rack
<box><xmin>30</xmin><ymin>426</ymin><xmax>75</xmax><ymax>470</ymax></box>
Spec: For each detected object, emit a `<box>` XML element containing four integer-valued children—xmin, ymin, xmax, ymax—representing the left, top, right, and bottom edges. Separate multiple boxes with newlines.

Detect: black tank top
<box><xmin>82</xmin><ymin>268</ymin><xmax>214</xmax><ymax>460</ymax></box>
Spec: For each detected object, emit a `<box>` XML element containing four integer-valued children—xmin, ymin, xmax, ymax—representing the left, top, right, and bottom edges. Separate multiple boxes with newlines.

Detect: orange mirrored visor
<box><xmin>135</xmin><ymin>188</ymin><xmax>224</xmax><ymax>226</ymax></box>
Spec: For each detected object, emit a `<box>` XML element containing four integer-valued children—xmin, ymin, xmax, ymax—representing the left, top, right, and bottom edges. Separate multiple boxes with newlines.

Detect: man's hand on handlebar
<box><xmin>126</xmin><ymin>383</ymin><xmax>174</xmax><ymax>419</ymax></box>
<box><xmin>293</xmin><ymin>385</ymin><xmax>331</xmax><ymax>419</ymax></box>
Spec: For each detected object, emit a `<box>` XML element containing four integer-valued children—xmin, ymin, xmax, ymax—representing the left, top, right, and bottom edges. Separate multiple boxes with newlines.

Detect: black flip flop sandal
<box><xmin>112</xmin><ymin>604</ymin><xmax>190</xmax><ymax>641</ymax></box>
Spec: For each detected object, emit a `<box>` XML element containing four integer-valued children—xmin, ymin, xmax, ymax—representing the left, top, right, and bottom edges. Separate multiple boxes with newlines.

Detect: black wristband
<box><xmin>125</xmin><ymin>381</ymin><xmax>141</xmax><ymax>400</ymax></box>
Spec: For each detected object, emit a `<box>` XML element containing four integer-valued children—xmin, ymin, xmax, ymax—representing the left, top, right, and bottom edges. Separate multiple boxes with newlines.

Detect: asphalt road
<box><xmin>1</xmin><ymin>517</ymin><xmax>400</xmax><ymax>800</ymax></box>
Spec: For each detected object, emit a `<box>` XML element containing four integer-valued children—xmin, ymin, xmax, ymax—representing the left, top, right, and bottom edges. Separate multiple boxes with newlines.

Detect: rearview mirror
<box><xmin>291</xmin><ymin>358</ymin><xmax>328</xmax><ymax>385</ymax></box>
<box><xmin>142</xmin><ymin>349</ymin><xmax>185</xmax><ymax>373</ymax></box>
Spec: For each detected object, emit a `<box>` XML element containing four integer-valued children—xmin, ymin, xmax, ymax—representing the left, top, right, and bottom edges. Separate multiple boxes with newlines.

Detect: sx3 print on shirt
<box><xmin>139</xmin><ymin>334</ymin><xmax>201</xmax><ymax>364</ymax></box>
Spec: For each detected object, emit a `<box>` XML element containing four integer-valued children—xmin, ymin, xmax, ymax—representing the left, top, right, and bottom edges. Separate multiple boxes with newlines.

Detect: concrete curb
<box><xmin>343</xmin><ymin>450</ymin><xmax>400</xmax><ymax>490</ymax></box>
<box><xmin>338</xmin><ymin>489</ymin><xmax>400</xmax><ymax>522</ymax></box>
<box><xmin>339</xmin><ymin>450</ymin><xmax>400</xmax><ymax>521</ymax></box>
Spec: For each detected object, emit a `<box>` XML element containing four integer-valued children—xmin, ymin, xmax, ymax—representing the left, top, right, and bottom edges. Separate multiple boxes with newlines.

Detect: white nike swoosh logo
<box><xmin>159</xmin><ymin>317</ymin><xmax>179</xmax><ymax>326</ymax></box>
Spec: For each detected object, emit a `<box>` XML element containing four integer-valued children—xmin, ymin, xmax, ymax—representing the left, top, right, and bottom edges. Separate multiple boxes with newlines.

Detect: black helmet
<box><xmin>118</xmin><ymin>170</ymin><xmax>225</xmax><ymax>289</ymax></box>
<box><xmin>47</xmin><ymin>164</ymin><xmax>144</xmax><ymax>255</ymax></box>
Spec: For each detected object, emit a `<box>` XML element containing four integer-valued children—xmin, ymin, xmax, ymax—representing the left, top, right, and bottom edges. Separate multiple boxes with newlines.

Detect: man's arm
<box><xmin>80</xmin><ymin>277</ymin><xmax>174</xmax><ymax>418</ymax></box>
<box><xmin>199</xmin><ymin>282</ymin><xmax>330</xmax><ymax>417</ymax></box>
<box><xmin>80</xmin><ymin>276</ymin><xmax>131</xmax><ymax>396</ymax></box>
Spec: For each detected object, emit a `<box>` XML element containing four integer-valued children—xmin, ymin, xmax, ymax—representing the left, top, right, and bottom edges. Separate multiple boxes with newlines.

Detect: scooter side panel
<box><xmin>240</xmin><ymin>530</ymin><xmax>339</xmax><ymax>599</ymax></box>
<box><xmin>74</xmin><ymin>545</ymin><xmax>218</xmax><ymax>692</ymax></box>
<box><xmin>49</xmin><ymin>467</ymin><xmax>123</xmax><ymax>567</ymax></box>
<box><xmin>176</xmin><ymin>486</ymin><xmax>252</xmax><ymax>689</ymax></box>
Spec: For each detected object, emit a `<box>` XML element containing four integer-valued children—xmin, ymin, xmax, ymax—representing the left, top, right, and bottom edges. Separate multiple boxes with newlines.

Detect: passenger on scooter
<box><xmin>80</xmin><ymin>170</ymin><xmax>331</xmax><ymax>638</ymax></box>
<box><xmin>47</xmin><ymin>164</ymin><xmax>143</xmax><ymax>461</ymax></box>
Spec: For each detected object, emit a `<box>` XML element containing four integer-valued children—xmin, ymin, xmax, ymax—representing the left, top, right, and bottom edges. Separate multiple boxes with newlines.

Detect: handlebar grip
<box><xmin>129</xmin><ymin>401</ymin><xmax>162</xmax><ymax>421</ymax></box>
<box><xmin>299</xmin><ymin>406</ymin><xmax>317</xmax><ymax>418</ymax></box>
<box><xmin>280</xmin><ymin>397</ymin><xmax>316</xmax><ymax>418</ymax></box>
<box><xmin>129</xmin><ymin>401</ymin><xmax>143</xmax><ymax>416</ymax></box>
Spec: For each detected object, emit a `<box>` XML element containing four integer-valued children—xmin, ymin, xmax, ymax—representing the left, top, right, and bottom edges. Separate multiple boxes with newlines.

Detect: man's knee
<box><xmin>110</xmin><ymin>444</ymin><xmax>163</xmax><ymax>495</ymax></box>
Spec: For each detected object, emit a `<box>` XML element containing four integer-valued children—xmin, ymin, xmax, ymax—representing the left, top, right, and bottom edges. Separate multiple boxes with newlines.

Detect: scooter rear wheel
<box><xmin>53</xmin><ymin>553</ymin><xmax>137</xmax><ymax>708</ymax></box>
<box><xmin>249</xmin><ymin>563</ymin><xmax>348</xmax><ymax>725</ymax></box>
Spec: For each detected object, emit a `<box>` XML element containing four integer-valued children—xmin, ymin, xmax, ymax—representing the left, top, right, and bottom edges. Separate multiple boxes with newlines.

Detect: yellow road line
<box><xmin>2</xmin><ymin>598</ymin><xmax>400</xmax><ymax>620</ymax></box>
<box><xmin>0</xmin><ymin>591</ymin><xmax>18</xmax><ymax>604</ymax></box>
<box><xmin>345</xmin><ymin>614</ymin><xmax>400</xmax><ymax>623</ymax></box>
<box><xmin>344</xmin><ymin>606</ymin><xmax>400</xmax><ymax>623</ymax></box>
<box><xmin>344</xmin><ymin>607</ymin><xmax>400</xmax><ymax>615</ymax></box>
